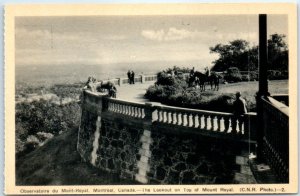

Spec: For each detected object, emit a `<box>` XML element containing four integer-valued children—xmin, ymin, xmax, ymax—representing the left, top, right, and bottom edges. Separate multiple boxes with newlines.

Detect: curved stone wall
<box><xmin>77</xmin><ymin>90</ymin><xmax>257</xmax><ymax>184</ymax></box>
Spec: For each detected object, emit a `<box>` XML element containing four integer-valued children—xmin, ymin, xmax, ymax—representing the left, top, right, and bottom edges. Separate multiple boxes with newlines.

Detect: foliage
<box><xmin>210</xmin><ymin>34</ymin><xmax>288</xmax><ymax>73</ymax></box>
<box><xmin>50</xmin><ymin>83</ymin><xmax>83</xmax><ymax>99</ymax></box>
<box><xmin>224</xmin><ymin>67</ymin><xmax>242</xmax><ymax>82</ymax></box>
<box><xmin>15</xmin><ymin>84</ymin><xmax>82</xmax><ymax>156</ymax></box>
<box><xmin>145</xmin><ymin>67</ymin><xmax>257</xmax><ymax>112</ymax></box>
<box><xmin>268</xmin><ymin>70</ymin><xmax>288</xmax><ymax>80</ymax></box>
<box><xmin>164</xmin><ymin>66</ymin><xmax>190</xmax><ymax>74</ymax></box>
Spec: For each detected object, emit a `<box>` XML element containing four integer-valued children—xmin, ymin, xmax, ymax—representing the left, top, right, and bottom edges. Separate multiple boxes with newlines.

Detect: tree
<box><xmin>210</xmin><ymin>39</ymin><xmax>252</xmax><ymax>71</ymax></box>
<box><xmin>210</xmin><ymin>34</ymin><xmax>288</xmax><ymax>72</ymax></box>
<box><xmin>267</xmin><ymin>34</ymin><xmax>288</xmax><ymax>71</ymax></box>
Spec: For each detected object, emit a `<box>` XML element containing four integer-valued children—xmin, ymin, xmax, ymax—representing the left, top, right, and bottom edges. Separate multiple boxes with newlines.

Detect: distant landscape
<box><xmin>16</xmin><ymin>61</ymin><xmax>205</xmax><ymax>87</ymax></box>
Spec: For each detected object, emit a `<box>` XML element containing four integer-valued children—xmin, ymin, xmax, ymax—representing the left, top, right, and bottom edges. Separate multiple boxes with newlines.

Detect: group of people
<box><xmin>83</xmin><ymin>76</ymin><xmax>117</xmax><ymax>98</ymax></box>
<box><xmin>127</xmin><ymin>70</ymin><xmax>135</xmax><ymax>84</ymax></box>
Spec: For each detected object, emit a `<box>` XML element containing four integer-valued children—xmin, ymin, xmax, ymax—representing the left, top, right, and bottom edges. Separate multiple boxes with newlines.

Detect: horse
<box><xmin>208</xmin><ymin>73</ymin><xmax>221</xmax><ymax>91</ymax></box>
<box><xmin>188</xmin><ymin>71</ymin><xmax>208</xmax><ymax>91</ymax></box>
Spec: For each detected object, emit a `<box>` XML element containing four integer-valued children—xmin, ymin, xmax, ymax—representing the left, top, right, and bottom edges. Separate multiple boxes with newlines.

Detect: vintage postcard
<box><xmin>4</xmin><ymin>3</ymin><xmax>297</xmax><ymax>194</ymax></box>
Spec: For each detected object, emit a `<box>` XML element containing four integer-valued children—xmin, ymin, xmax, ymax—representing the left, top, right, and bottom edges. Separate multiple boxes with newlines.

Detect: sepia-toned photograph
<box><xmin>5</xmin><ymin>4</ymin><xmax>297</xmax><ymax>194</ymax></box>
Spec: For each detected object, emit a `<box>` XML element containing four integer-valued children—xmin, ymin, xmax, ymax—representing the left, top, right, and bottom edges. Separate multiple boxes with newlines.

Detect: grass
<box><xmin>16</xmin><ymin>128</ymin><xmax>138</xmax><ymax>185</ymax></box>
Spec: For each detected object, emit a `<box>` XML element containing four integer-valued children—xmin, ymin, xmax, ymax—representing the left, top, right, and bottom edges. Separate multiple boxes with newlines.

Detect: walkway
<box><xmin>116</xmin><ymin>81</ymin><xmax>155</xmax><ymax>103</ymax></box>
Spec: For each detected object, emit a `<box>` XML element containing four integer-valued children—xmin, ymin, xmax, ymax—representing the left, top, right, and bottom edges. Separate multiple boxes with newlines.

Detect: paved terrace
<box><xmin>116</xmin><ymin>81</ymin><xmax>156</xmax><ymax>103</ymax></box>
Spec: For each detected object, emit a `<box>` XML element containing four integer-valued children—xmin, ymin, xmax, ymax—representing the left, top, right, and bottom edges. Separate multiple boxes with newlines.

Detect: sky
<box><xmin>15</xmin><ymin>15</ymin><xmax>288</xmax><ymax>70</ymax></box>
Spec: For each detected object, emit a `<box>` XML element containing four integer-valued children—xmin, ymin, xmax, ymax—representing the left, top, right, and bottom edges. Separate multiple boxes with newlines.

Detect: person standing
<box><xmin>131</xmin><ymin>70</ymin><xmax>135</xmax><ymax>84</ymax></box>
<box><xmin>232</xmin><ymin>91</ymin><xmax>247</xmax><ymax>133</ymax></box>
<box><xmin>127</xmin><ymin>70</ymin><xmax>131</xmax><ymax>84</ymax></box>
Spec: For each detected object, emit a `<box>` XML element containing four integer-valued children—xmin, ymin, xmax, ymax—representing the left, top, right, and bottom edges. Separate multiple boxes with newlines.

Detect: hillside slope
<box><xmin>16</xmin><ymin>128</ymin><xmax>137</xmax><ymax>185</ymax></box>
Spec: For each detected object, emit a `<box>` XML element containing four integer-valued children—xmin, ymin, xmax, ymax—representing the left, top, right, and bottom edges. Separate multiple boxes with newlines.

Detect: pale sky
<box><xmin>15</xmin><ymin>15</ymin><xmax>288</xmax><ymax>69</ymax></box>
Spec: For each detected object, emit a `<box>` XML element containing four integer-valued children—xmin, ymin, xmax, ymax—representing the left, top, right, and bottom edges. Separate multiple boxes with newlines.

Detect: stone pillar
<box><xmin>118</xmin><ymin>78</ymin><xmax>122</xmax><ymax>86</ymax></box>
<box><xmin>141</xmin><ymin>75</ymin><xmax>145</xmax><ymax>83</ymax></box>
<box><xmin>135</xmin><ymin>103</ymin><xmax>153</xmax><ymax>184</ymax></box>
<box><xmin>256</xmin><ymin>14</ymin><xmax>270</xmax><ymax>161</ymax></box>
<box><xmin>77</xmin><ymin>90</ymin><xmax>108</xmax><ymax>163</ymax></box>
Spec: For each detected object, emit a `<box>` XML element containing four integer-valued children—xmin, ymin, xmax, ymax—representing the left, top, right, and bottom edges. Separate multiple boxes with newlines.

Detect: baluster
<box><xmin>163</xmin><ymin>111</ymin><xmax>167</xmax><ymax>123</ymax></box>
<box><xmin>169</xmin><ymin>111</ymin><xmax>174</xmax><ymax>124</ymax></box>
<box><xmin>166</xmin><ymin>111</ymin><xmax>170</xmax><ymax>123</ymax></box>
<box><xmin>128</xmin><ymin>106</ymin><xmax>131</xmax><ymax>116</ymax></box>
<box><xmin>122</xmin><ymin>105</ymin><xmax>125</xmax><ymax>114</ymax></box>
<box><xmin>223</xmin><ymin>116</ymin><xmax>229</xmax><ymax>133</ymax></box>
<box><xmin>116</xmin><ymin>104</ymin><xmax>119</xmax><ymax>112</ymax></box>
<box><xmin>210</xmin><ymin>115</ymin><xmax>215</xmax><ymax>131</ymax></box>
<box><xmin>219</xmin><ymin>117</ymin><xmax>225</xmax><ymax>132</ymax></box>
<box><xmin>157</xmin><ymin>109</ymin><xmax>161</xmax><ymax>122</ymax></box>
<box><xmin>216</xmin><ymin>116</ymin><xmax>221</xmax><ymax>132</ymax></box>
<box><xmin>136</xmin><ymin>107</ymin><xmax>140</xmax><ymax>117</ymax></box>
<box><xmin>136</xmin><ymin>107</ymin><xmax>140</xmax><ymax>118</ymax></box>
<box><xmin>197</xmin><ymin>114</ymin><xmax>202</xmax><ymax>129</ymax></box>
<box><xmin>177</xmin><ymin>112</ymin><xmax>182</xmax><ymax>125</ymax></box>
<box><xmin>181</xmin><ymin>113</ymin><xmax>185</xmax><ymax>126</ymax></box>
<box><xmin>119</xmin><ymin>104</ymin><xmax>122</xmax><ymax>113</ymax></box>
<box><xmin>131</xmin><ymin>106</ymin><xmax>135</xmax><ymax>116</ymax></box>
<box><xmin>134</xmin><ymin>107</ymin><xmax>138</xmax><ymax>117</ymax></box>
<box><xmin>228</xmin><ymin>117</ymin><xmax>232</xmax><ymax>133</ymax></box>
<box><xmin>113</xmin><ymin>103</ymin><xmax>116</xmax><ymax>112</ymax></box>
<box><xmin>173</xmin><ymin>112</ymin><xmax>177</xmax><ymax>125</ymax></box>
<box><xmin>240</xmin><ymin>116</ymin><xmax>245</xmax><ymax>134</ymax></box>
<box><xmin>119</xmin><ymin>104</ymin><xmax>123</xmax><ymax>113</ymax></box>
<box><xmin>203</xmin><ymin>115</ymin><xmax>207</xmax><ymax>130</ymax></box>
<box><xmin>206</xmin><ymin>115</ymin><xmax>211</xmax><ymax>130</ymax></box>
<box><xmin>142</xmin><ymin>108</ymin><xmax>145</xmax><ymax>118</ymax></box>
<box><xmin>118</xmin><ymin>104</ymin><xmax>122</xmax><ymax>113</ymax></box>
<box><xmin>128</xmin><ymin>105</ymin><xmax>131</xmax><ymax>115</ymax></box>
<box><xmin>124</xmin><ymin>105</ymin><xmax>128</xmax><ymax>115</ymax></box>
<box><xmin>186</xmin><ymin>113</ymin><xmax>190</xmax><ymax>127</ymax></box>
<box><xmin>193</xmin><ymin>114</ymin><xmax>198</xmax><ymax>128</ymax></box>
<box><xmin>138</xmin><ymin>108</ymin><xmax>142</xmax><ymax>118</ymax></box>
<box><xmin>110</xmin><ymin>103</ymin><xmax>113</xmax><ymax>111</ymax></box>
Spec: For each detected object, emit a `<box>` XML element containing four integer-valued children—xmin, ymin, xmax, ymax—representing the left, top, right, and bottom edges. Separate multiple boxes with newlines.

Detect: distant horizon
<box><xmin>15</xmin><ymin>61</ymin><xmax>209</xmax><ymax>86</ymax></box>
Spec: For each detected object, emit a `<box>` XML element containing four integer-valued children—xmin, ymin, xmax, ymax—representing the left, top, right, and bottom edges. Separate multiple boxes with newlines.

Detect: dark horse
<box><xmin>208</xmin><ymin>73</ymin><xmax>220</xmax><ymax>91</ymax></box>
<box><xmin>188</xmin><ymin>71</ymin><xmax>208</xmax><ymax>91</ymax></box>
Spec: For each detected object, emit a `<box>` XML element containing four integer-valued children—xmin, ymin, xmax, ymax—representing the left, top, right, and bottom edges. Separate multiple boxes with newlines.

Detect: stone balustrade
<box><xmin>99</xmin><ymin>96</ymin><xmax>257</xmax><ymax>140</ymax></box>
<box><xmin>152</xmin><ymin>105</ymin><xmax>256</xmax><ymax>137</ymax></box>
<box><xmin>106</xmin><ymin>98</ymin><xmax>146</xmax><ymax>119</ymax></box>
<box><xmin>99</xmin><ymin>74</ymin><xmax>157</xmax><ymax>86</ymax></box>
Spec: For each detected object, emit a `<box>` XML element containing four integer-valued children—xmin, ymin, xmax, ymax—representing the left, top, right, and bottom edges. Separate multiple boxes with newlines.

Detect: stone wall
<box><xmin>77</xmin><ymin>108</ymin><xmax>98</xmax><ymax>162</ymax></box>
<box><xmin>93</xmin><ymin>114</ymin><xmax>144</xmax><ymax>181</ymax></box>
<box><xmin>77</xmin><ymin>92</ymin><xmax>256</xmax><ymax>184</ymax></box>
<box><xmin>147</xmin><ymin>124</ymin><xmax>244</xmax><ymax>184</ymax></box>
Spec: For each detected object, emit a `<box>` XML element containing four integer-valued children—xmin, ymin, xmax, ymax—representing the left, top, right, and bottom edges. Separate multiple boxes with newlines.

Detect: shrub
<box><xmin>156</xmin><ymin>72</ymin><xmax>176</xmax><ymax>86</ymax></box>
<box><xmin>268</xmin><ymin>70</ymin><xmax>288</xmax><ymax>80</ymax></box>
<box><xmin>145</xmin><ymin>67</ymin><xmax>257</xmax><ymax>113</ymax></box>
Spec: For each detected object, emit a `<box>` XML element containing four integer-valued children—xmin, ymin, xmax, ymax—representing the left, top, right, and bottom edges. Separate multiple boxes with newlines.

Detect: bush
<box><xmin>145</xmin><ymin>67</ymin><xmax>256</xmax><ymax>113</ymax></box>
<box><xmin>268</xmin><ymin>70</ymin><xmax>288</xmax><ymax>80</ymax></box>
<box><xmin>224</xmin><ymin>67</ymin><xmax>242</xmax><ymax>82</ymax></box>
